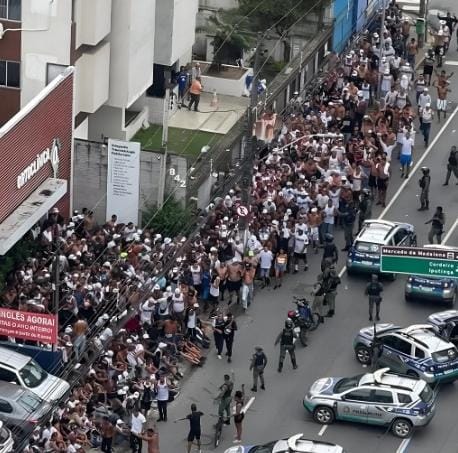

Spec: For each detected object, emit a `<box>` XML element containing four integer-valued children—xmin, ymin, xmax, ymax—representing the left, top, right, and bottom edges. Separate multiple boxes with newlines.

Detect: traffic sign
<box><xmin>380</xmin><ymin>246</ymin><xmax>458</xmax><ymax>278</ymax></box>
<box><xmin>237</xmin><ymin>205</ymin><xmax>249</xmax><ymax>217</ymax></box>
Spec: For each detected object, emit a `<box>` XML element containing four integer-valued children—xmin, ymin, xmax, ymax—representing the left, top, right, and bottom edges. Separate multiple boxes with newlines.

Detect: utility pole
<box><xmin>157</xmin><ymin>89</ymin><xmax>170</xmax><ymax>208</ymax></box>
<box><xmin>418</xmin><ymin>0</ymin><xmax>427</xmax><ymax>47</ymax></box>
<box><xmin>239</xmin><ymin>32</ymin><xmax>263</xmax><ymax>248</ymax></box>
<box><xmin>52</xmin><ymin>242</ymin><xmax>60</xmax><ymax>352</ymax></box>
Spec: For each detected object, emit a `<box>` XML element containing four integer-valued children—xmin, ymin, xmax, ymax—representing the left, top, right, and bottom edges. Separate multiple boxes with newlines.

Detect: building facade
<box><xmin>0</xmin><ymin>0</ymin><xmax>198</xmax><ymax>141</ymax></box>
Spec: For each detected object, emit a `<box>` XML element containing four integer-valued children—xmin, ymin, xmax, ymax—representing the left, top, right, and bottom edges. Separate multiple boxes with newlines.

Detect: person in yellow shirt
<box><xmin>188</xmin><ymin>77</ymin><xmax>202</xmax><ymax>112</ymax></box>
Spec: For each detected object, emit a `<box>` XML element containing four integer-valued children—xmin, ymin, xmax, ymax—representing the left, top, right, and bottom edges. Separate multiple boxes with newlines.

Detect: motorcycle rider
<box><xmin>418</xmin><ymin>167</ymin><xmax>431</xmax><ymax>211</ymax></box>
<box><xmin>274</xmin><ymin>319</ymin><xmax>298</xmax><ymax>372</ymax></box>
<box><xmin>358</xmin><ymin>189</ymin><xmax>372</xmax><ymax>232</ymax></box>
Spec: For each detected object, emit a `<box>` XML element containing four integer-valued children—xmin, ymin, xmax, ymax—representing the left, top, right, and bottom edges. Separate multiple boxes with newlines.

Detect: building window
<box><xmin>0</xmin><ymin>60</ymin><xmax>20</xmax><ymax>88</ymax></box>
<box><xmin>0</xmin><ymin>0</ymin><xmax>21</xmax><ymax>21</ymax></box>
<box><xmin>46</xmin><ymin>63</ymin><xmax>68</xmax><ymax>85</ymax></box>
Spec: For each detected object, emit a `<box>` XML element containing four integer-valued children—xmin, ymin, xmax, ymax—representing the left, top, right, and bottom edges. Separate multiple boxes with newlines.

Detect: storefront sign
<box><xmin>16</xmin><ymin>138</ymin><xmax>61</xmax><ymax>189</ymax></box>
<box><xmin>106</xmin><ymin>139</ymin><xmax>140</xmax><ymax>225</ymax></box>
<box><xmin>0</xmin><ymin>308</ymin><xmax>58</xmax><ymax>344</ymax></box>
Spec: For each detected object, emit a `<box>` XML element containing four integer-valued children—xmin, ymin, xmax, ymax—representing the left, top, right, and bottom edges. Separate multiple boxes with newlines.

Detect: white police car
<box><xmin>353</xmin><ymin>323</ymin><xmax>458</xmax><ymax>383</ymax></box>
<box><xmin>224</xmin><ymin>433</ymin><xmax>345</xmax><ymax>453</ymax></box>
<box><xmin>427</xmin><ymin>310</ymin><xmax>458</xmax><ymax>345</ymax></box>
<box><xmin>347</xmin><ymin>220</ymin><xmax>416</xmax><ymax>278</ymax></box>
<box><xmin>303</xmin><ymin>368</ymin><xmax>435</xmax><ymax>438</ymax></box>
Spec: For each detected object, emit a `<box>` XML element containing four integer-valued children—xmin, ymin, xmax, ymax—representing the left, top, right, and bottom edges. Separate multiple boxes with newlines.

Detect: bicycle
<box><xmin>210</xmin><ymin>413</ymin><xmax>225</xmax><ymax>448</ymax></box>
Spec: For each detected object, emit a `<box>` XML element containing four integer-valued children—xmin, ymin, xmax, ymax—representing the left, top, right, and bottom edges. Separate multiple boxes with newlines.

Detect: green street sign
<box><xmin>380</xmin><ymin>246</ymin><xmax>458</xmax><ymax>278</ymax></box>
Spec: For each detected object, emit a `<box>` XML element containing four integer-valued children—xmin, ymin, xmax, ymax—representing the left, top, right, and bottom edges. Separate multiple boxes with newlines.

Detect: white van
<box><xmin>0</xmin><ymin>347</ymin><xmax>69</xmax><ymax>402</ymax></box>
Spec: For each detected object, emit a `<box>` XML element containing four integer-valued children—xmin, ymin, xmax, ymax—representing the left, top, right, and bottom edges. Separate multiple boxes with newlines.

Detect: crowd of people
<box><xmin>1</xmin><ymin>3</ymin><xmax>456</xmax><ymax>453</ymax></box>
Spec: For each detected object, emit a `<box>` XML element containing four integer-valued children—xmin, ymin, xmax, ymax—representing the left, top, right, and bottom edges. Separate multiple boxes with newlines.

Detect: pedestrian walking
<box><xmin>155</xmin><ymin>375</ymin><xmax>169</xmax><ymax>422</ymax></box>
<box><xmin>322</xmin><ymin>264</ymin><xmax>341</xmax><ymax>317</ymax></box>
<box><xmin>174</xmin><ymin>404</ymin><xmax>204</xmax><ymax>453</ymax></box>
<box><xmin>213</xmin><ymin>311</ymin><xmax>225</xmax><ymax>359</ymax></box>
<box><xmin>249</xmin><ymin>346</ymin><xmax>267</xmax><ymax>391</ymax></box>
<box><xmin>420</xmin><ymin>103</ymin><xmax>434</xmax><ymax>146</ymax></box>
<box><xmin>259</xmin><ymin>245</ymin><xmax>273</xmax><ymax>288</ymax></box>
<box><xmin>275</xmin><ymin>319</ymin><xmax>298</xmax><ymax>372</ymax></box>
<box><xmin>223</xmin><ymin>312</ymin><xmax>237</xmax><ymax>363</ymax></box>
<box><xmin>176</xmin><ymin>66</ymin><xmax>189</xmax><ymax>106</ymax></box>
<box><xmin>443</xmin><ymin>146</ymin><xmax>458</xmax><ymax>185</ymax></box>
<box><xmin>273</xmin><ymin>248</ymin><xmax>288</xmax><ymax>289</ymax></box>
<box><xmin>426</xmin><ymin>206</ymin><xmax>446</xmax><ymax>244</ymax></box>
<box><xmin>338</xmin><ymin>200</ymin><xmax>356</xmax><ymax>251</ymax></box>
<box><xmin>188</xmin><ymin>76</ymin><xmax>203</xmax><ymax>112</ymax></box>
<box><xmin>140</xmin><ymin>380</ymin><xmax>154</xmax><ymax>416</ymax></box>
<box><xmin>215</xmin><ymin>374</ymin><xmax>233</xmax><ymax>424</ymax></box>
<box><xmin>130</xmin><ymin>407</ymin><xmax>146</xmax><ymax>453</ymax></box>
<box><xmin>233</xmin><ymin>385</ymin><xmax>245</xmax><ymax>443</ymax></box>
<box><xmin>241</xmin><ymin>262</ymin><xmax>256</xmax><ymax>309</ymax></box>
<box><xmin>400</xmin><ymin>131</ymin><xmax>414</xmax><ymax>179</ymax></box>
<box><xmin>100</xmin><ymin>416</ymin><xmax>115</xmax><ymax>453</ymax></box>
<box><xmin>140</xmin><ymin>426</ymin><xmax>160</xmax><ymax>453</ymax></box>
<box><xmin>358</xmin><ymin>190</ymin><xmax>372</xmax><ymax>232</ymax></box>
<box><xmin>365</xmin><ymin>274</ymin><xmax>384</xmax><ymax>321</ymax></box>
<box><xmin>293</xmin><ymin>228</ymin><xmax>309</xmax><ymax>272</ymax></box>
<box><xmin>433</xmin><ymin>78</ymin><xmax>451</xmax><ymax>122</ymax></box>
<box><xmin>418</xmin><ymin>166</ymin><xmax>431</xmax><ymax>211</ymax></box>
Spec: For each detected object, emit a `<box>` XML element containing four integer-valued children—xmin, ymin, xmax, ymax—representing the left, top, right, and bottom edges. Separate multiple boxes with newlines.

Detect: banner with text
<box><xmin>106</xmin><ymin>139</ymin><xmax>141</xmax><ymax>225</ymax></box>
<box><xmin>0</xmin><ymin>308</ymin><xmax>58</xmax><ymax>344</ymax></box>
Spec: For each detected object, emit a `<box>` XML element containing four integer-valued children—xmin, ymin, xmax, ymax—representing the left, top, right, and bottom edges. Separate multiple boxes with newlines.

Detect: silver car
<box><xmin>304</xmin><ymin>368</ymin><xmax>435</xmax><ymax>438</ymax></box>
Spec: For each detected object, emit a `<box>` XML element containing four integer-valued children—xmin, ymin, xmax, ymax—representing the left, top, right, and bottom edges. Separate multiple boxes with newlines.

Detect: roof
<box><xmin>0</xmin><ymin>381</ymin><xmax>28</xmax><ymax>400</ymax></box>
<box><xmin>360</xmin><ymin>368</ymin><xmax>423</xmax><ymax>393</ymax></box>
<box><xmin>399</xmin><ymin>325</ymin><xmax>452</xmax><ymax>350</ymax></box>
<box><xmin>357</xmin><ymin>220</ymin><xmax>398</xmax><ymax>244</ymax></box>
<box><xmin>0</xmin><ymin>347</ymin><xmax>31</xmax><ymax>370</ymax></box>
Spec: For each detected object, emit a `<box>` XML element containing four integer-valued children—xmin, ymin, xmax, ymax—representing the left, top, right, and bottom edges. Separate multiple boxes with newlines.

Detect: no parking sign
<box><xmin>237</xmin><ymin>205</ymin><xmax>249</xmax><ymax>217</ymax></box>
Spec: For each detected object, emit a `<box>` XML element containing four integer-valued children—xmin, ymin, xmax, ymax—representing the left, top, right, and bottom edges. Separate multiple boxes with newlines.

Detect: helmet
<box><xmin>421</xmin><ymin>166</ymin><xmax>430</xmax><ymax>174</ymax></box>
<box><xmin>285</xmin><ymin>319</ymin><xmax>294</xmax><ymax>328</ymax></box>
<box><xmin>287</xmin><ymin>310</ymin><xmax>297</xmax><ymax>319</ymax></box>
<box><xmin>324</xmin><ymin>233</ymin><xmax>334</xmax><ymax>242</ymax></box>
<box><xmin>362</xmin><ymin>188</ymin><xmax>370</xmax><ymax>196</ymax></box>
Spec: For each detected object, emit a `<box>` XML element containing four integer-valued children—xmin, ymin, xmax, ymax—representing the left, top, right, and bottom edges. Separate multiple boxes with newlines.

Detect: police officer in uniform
<box><xmin>418</xmin><ymin>167</ymin><xmax>431</xmax><ymax>211</ymax></box>
<box><xmin>358</xmin><ymin>189</ymin><xmax>372</xmax><ymax>232</ymax></box>
<box><xmin>443</xmin><ymin>145</ymin><xmax>458</xmax><ymax>185</ymax></box>
<box><xmin>275</xmin><ymin>319</ymin><xmax>298</xmax><ymax>372</ymax></box>
<box><xmin>321</xmin><ymin>234</ymin><xmax>338</xmax><ymax>271</ymax></box>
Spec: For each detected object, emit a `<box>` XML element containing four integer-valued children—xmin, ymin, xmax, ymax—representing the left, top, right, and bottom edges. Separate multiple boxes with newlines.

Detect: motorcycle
<box><xmin>288</xmin><ymin>297</ymin><xmax>320</xmax><ymax>346</ymax></box>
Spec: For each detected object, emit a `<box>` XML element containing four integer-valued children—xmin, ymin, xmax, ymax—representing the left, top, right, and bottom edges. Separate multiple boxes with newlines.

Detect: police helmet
<box><xmin>285</xmin><ymin>318</ymin><xmax>294</xmax><ymax>328</ymax></box>
<box><xmin>324</xmin><ymin>233</ymin><xmax>334</xmax><ymax>242</ymax></box>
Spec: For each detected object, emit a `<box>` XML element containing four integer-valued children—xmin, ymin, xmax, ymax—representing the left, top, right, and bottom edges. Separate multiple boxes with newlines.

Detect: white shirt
<box><xmin>141</xmin><ymin>301</ymin><xmax>155</xmax><ymax>324</ymax></box>
<box><xmin>131</xmin><ymin>412</ymin><xmax>146</xmax><ymax>434</ymax></box>
<box><xmin>294</xmin><ymin>233</ymin><xmax>309</xmax><ymax>253</ymax></box>
<box><xmin>259</xmin><ymin>250</ymin><xmax>273</xmax><ymax>269</ymax></box>
<box><xmin>401</xmin><ymin>137</ymin><xmax>414</xmax><ymax>156</ymax></box>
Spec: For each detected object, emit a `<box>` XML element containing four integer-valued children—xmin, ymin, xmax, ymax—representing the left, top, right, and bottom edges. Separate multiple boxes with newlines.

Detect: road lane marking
<box><xmin>338</xmin><ymin>105</ymin><xmax>458</xmax><ymax>279</ymax></box>
<box><xmin>318</xmin><ymin>425</ymin><xmax>328</xmax><ymax>436</ymax></box>
<box><xmin>396</xmin><ymin>438</ymin><xmax>411</xmax><ymax>453</ymax></box>
<box><xmin>443</xmin><ymin>218</ymin><xmax>458</xmax><ymax>244</ymax></box>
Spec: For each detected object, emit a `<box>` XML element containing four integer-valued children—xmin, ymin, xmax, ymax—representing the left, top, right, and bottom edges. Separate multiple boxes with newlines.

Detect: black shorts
<box><xmin>227</xmin><ymin>280</ymin><xmax>241</xmax><ymax>292</ymax></box>
<box><xmin>188</xmin><ymin>430</ymin><xmax>201</xmax><ymax>442</ymax></box>
<box><xmin>377</xmin><ymin>178</ymin><xmax>387</xmax><ymax>190</ymax></box>
<box><xmin>368</xmin><ymin>175</ymin><xmax>377</xmax><ymax>188</ymax></box>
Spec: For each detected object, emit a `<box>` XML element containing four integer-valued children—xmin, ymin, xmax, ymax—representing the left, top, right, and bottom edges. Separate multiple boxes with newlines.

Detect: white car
<box><xmin>0</xmin><ymin>347</ymin><xmax>69</xmax><ymax>402</ymax></box>
<box><xmin>224</xmin><ymin>433</ymin><xmax>346</xmax><ymax>453</ymax></box>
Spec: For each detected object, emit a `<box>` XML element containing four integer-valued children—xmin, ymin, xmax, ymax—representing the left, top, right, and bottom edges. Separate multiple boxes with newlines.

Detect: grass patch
<box><xmin>133</xmin><ymin>125</ymin><xmax>222</xmax><ymax>159</ymax></box>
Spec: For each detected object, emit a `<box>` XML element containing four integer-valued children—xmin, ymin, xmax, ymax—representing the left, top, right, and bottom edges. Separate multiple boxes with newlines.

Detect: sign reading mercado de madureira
<box><xmin>381</xmin><ymin>246</ymin><xmax>458</xmax><ymax>278</ymax></box>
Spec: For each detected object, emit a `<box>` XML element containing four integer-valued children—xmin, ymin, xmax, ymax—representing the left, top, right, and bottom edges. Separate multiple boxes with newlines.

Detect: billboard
<box><xmin>106</xmin><ymin>139</ymin><xmax>141</xmax><ymax>225</ymax></box>
<box><xmin>0</xmin><ymin>308</ymin><xmax>58</xmax><ymax>344</ymax></box>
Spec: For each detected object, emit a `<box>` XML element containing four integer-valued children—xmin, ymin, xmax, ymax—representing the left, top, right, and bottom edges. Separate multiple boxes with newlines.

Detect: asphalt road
<box><xmin>144</xmin><ymin>38</ymin><xmax>458</xmax><ymax>453</ymax></box>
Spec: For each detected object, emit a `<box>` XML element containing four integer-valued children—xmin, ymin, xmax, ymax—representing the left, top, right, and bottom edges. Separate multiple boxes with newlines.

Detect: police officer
<box><xmin>249</xmin><ymin>346</ymin><xmax>267</xmax><ymax>392</ymax></box>
<box><xmin>425</xmin><ymin>206</ymin><xmax>446</xmax><ymax>244</ymax></box>
<box><xmin>321</xmin><ymin>233</ymin><xmax>338</xmax><ymax>271</ymax></box>
<box><xmin>215</xmin><ymin>374</ymin><xmax>233</xmax><ymax>424</ymax></box>
<box><xmin>365</xmin><ymin>274</ymin><xmax>384</xmax><ymax>321</ymax></box>
<box><xmin>418</xmin><ymin>167</ymin><xmax>431</xmax><ymax>211</ymax></box>
<box><xmin>274</xmin><ymin>319</ymin><xmax>298</xmax><ymax>372</ymax></box>
<box><xmin>358</xmin><ymin>189</ymin><xmax>372</xmax><ymax>232</ymax></box>
<box><xmin>322</xmin><ymin>264</ymin><xmax>341</xmax><ymax>317</ymax></box>
<box><xmin>443</xmin><ymin>146</ymin><xmax>458</xmax><ymax>185</ymax></box>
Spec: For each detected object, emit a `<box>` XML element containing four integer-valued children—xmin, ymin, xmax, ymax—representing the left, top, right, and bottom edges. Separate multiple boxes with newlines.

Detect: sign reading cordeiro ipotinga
<box><xmin>0</xmin><ymin>308</ymin><xmax>58</xmax><ymax>344</ymax></box>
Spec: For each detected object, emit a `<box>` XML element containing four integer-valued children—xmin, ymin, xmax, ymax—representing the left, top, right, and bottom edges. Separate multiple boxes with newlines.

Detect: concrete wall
<box><xmin>73</xmin><ymin>139</ymin><xmax>187</xmax><ymax>224</ymax></box>
<box><xmin>108</xmin><ymin>0</ymin><xmax>156</xmax><ymax>109</ymax></box>
<box><xmin>74</xmin><ymin>0</ymin><xmax>112</xmax><ymax>47</ymax></box>
<box><xmin>21</xmin><ymin>0</ymin><xmax>72</xmax><ymax>107</ymax></box>
<box><xmin>200</xmin><ymin>64</ymin><xmax>252</xmax><ymax>97</ymax></box>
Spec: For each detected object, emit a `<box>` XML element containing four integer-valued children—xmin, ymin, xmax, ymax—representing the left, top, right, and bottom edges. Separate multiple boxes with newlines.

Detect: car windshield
<box><xmin>19</xmin><ymin>359</ymin><xmax>47</xmax><ymax>388</ymax></box>
<box><xmin>432</xmin><ymin>347</ymin><xmax>458</xmax><ymax>364</ymax></box>
<box><xmin>17</xmin><ymin>392</ymin><xmax>42</xmax><ymax>413</ymax></box>
<box><xmin>249</xmin><ymin>441</ymin><xmax>277</xmax><ymax>453</ymax></box>
<box><xmin>420</xmin><ymin>384</ymin><xmax>434</xmax><ymax>404</ymax></box>
<box><xmin>355</xmin><ymin>242</ymin><xmax>380</xmax><ymax>253</ymax></box>
<box><xmin>334</xmin><ymin>375</ymin><xmax>364</xmax><ymax>393</ymax></box>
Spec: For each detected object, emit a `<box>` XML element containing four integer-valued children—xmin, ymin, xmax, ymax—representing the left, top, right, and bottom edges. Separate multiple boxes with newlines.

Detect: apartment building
<box><xmin>0</xmin><ymin>0</ymin><xmax>198</xmax><ymax>140</ymax></box>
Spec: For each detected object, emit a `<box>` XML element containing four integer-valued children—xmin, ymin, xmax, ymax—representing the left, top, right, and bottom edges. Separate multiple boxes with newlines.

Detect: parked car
<box><xmin>0</xmin><ymin>381</ymin><xmax>51</xmax><ymax>438</ymax></box>
<box><xmin>0</xmin><ymin>347</ymin><xmax>69</xmax><ymax>402</ymax></box>
<box><xmin>353</xmin><ymin>323</ymin><xmax>458</xmax><ymax>383</ymax></box>
<box><xmin>347</xmin><ymin>220</ymin><xmax>416</xmax><ymax>279</ymax></box>
<box><xmin>224</xmin><ymin>433</ymin><xmax>346</xmax><ymax>453</ymax></box>
<box><xmin>405</xmin><ymin>245</ymin><xmax>458</xmax><ymax>306</ymax></box>
<box><xmin>304</xmin><ymin>368</ymin><xmax>435</xmax><ymax>438</ymax></box>
<box><xmin>427</xmin><ymin>310</ymin><xmax>458</xmax><ymax>345</ymax></box>
<box><xmin>0</xmin><ymin>421</ymin><xmax>13</xmax><ymax>453</ymax></box>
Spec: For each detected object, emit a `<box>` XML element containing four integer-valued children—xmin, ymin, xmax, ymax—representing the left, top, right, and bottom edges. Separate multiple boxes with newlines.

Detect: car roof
<box><xmin>282</xmin><ymin>434</ymin><xmax>344</xmax><ymax>453</ymax></box>
<box><xmin>397</xmin><ymin>325</ymin><xmax>453</xmax><ymax>351</ymax></box>
<box><xmin>0</xmin><ymin>380</ymin><xmax>29</xmax><ymax>401</ymax></box>
<box><xmin>356</xmin><ymin>220</ymin><xmax>404</xmax><ymax>244</ymax></box>
<box><xmin>359</xmin><ymin>368</ymin><xmax>424</xmax><ymax>394</ymax></box>
<box><xmin>428</xmin><ymin>310</ymin><xmax>458</xmax><ymax>325</ymax></box>
<box><xmin>0</xmin><ymin>347</ymin><xmax>30</xmax><ymax>370</ymax></box>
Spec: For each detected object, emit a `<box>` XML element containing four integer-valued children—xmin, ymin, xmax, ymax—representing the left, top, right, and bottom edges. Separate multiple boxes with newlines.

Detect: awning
<box><xmin>0</xmin><ymin>178</ymin><xmax>67</xmax><ymax>255</ymax></box>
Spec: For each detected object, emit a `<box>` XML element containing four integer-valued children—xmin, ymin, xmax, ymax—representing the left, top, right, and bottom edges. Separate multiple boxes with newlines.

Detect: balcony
<box><xmin>74</xmin><ymin>0</ymin><xmax>112</xmax><ymax>47</ymax></box>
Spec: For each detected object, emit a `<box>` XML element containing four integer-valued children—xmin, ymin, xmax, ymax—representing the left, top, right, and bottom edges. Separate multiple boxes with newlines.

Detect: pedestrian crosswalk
<box><xmin>397</xmin><ymin>0</ymin><xmax>420</xmax><ymax>14</ymax></box>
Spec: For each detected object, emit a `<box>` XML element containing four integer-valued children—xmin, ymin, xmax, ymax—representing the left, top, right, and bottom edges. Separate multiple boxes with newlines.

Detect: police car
<box><xmin>427</xmin><ymin>310</ymin><xmax>458</xmax><ymax>345</ymax></box>
<box><xmin>347</xmin><ymin>220</ymin><xmax>416</xmax><ymax>278</ymax></box>
<box><xmin>353</xmin><ymin>323</ymin><xmax>458</xmax><ymax>383</ymax></box>
<box><xmin>303</xmin><ymin>368</ymin><xmax>435</xmax><ymax>438</ymax></box>
<box><xmin>405</xmin><ymin>245</ymin><xmax>458</xmax><ymax>305</ymax></box>
<box><xmin>224</xmin><ymin>433</ymin><xmax>346</xmax><ymax>453</ymax></box>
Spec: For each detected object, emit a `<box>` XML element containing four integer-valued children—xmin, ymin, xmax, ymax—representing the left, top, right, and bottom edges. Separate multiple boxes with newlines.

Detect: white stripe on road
<box><xmin>443</xmin><ymin>218</ymin><xmax>458</xmax><ymax>244</ymax></box>
<box><xmin>339</xmin><ymin>105</ymin><xmax>458</xmax><ymax>278</ymax></box>
<box><xmin>396</xmin><ymin>438</ymin><xmax>411</xmax><ymax>453</ymax></box>
<box><xmin>318</xmin><ymin>425</ymin><xmax>328</xmax><ymax>436</ymax></box>
<box><xmin>445</xmin><ymin>61</ymin><xmax>458</xmax><ymax>66</ymax></box>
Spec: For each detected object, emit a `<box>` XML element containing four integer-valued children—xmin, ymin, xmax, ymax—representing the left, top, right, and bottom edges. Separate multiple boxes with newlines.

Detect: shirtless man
<box><xmin>226</xmin><ymin>259</ymin><xmax>243</xmax><ymax>305</ymax></box>
<box><xmin>241</xmin><ymin>262</ymin><xmax>256</xmax><ymax>310</ymax></box>
<box><xmin>216</xmin><ymin>261</ymin><xmax>228</xmax><ymax>302</ymax></box>
<box><xmin>141</xmin><ymin>427</ymin><xmax>160</xmax><ymax>453</ymax></box>
<box><xmin>433</xmin><ymin>79</ymin><xmax>452</xmax><ymax>122</ymax></box>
